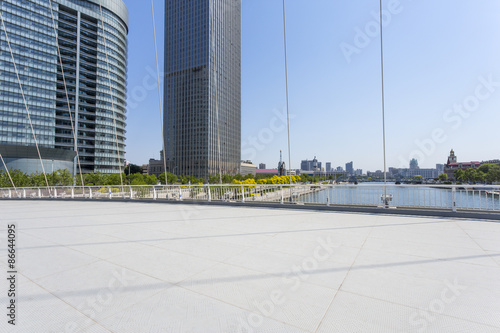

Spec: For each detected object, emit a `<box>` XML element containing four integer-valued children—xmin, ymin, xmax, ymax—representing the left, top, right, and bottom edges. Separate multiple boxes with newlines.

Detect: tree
<box><xmin>10</xmin><ymin>169</ymin><xmax>30</xmax><ymax>187</ymax></box>
<box><xmin>124</xmin><ymin>164</ymin><xmax>142</xmax><ymax>175</ymax></box>
<box><xmin>438</xmin><ymin>173</ymin><xmax>448</xmax><ymax>182</ymax></box>
<box><xmin>222</xmin><ymin>174</ymin><xmax>232</xmax><ymax>183</ymax></box>
<box><xmin>0</xmin><ymin>170</ymin><xmax>13</xmax><ymax>187</ymax></box>
<box><xmin>158</xmin><ymin>172</ymin><xmax>177</xmax><ymax>184</ymax></box>
<box><xmin>144</xmin><ymin>174</ymin><xmax>158</xmax><ymax>185</ymax></box>
<box><xmin>454</xmin><ymin>169</ymin><xmax>465</xmax><ymax>182</ymax></box>
<box><xmin>486</xmin><ymin>165</ymin><xmax>500</xmax><ymax>183</ymax></box>
<box><xmin>478</xmin><ymin>163</ymin><xmax>492</xmax><ymax>174</ymax></box>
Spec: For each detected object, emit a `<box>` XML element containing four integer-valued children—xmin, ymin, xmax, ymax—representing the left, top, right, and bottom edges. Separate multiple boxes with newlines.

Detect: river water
<box><xmin>297</xmin><ymin>183</ymin><xmax>500</xmax><ymax>211</ymax></box>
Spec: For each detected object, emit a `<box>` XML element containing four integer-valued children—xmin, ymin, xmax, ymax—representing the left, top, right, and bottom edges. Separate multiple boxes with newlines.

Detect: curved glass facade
<box><xmin>0</xmin><ymin>0</ymin><xmax>128</xmax><ymax>174</ymax></box>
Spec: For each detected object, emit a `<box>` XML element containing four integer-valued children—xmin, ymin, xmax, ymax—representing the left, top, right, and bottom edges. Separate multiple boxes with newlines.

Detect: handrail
<box><xmin>1</xmin><ymin>184</ymin><xmax>500</xmax><ymax>213</ymax></box>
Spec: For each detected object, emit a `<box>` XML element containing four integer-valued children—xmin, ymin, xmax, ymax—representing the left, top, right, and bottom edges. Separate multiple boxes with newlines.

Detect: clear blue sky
<box><xmin>123</xmin><ymin>0</ymin><xmax>500</xmax><ymax>172</ymax></box>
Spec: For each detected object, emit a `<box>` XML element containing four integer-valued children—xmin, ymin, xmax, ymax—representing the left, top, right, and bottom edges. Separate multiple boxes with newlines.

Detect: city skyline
<box><xmin>123</xmin><ymin>0</ymin><xmax>500</xmax><ymax>173</ymax></box>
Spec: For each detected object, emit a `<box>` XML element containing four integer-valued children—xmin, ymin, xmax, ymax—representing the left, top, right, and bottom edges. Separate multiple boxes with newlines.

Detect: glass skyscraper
<box><xmin>0</xmin><ymin>0</ymin><xmax>128</xmax><ymax>175</ymax></box>
<box><xmin>163</xmin><ymin>0</ymin><xmax>241</xmax><ymax>179</ymax></box>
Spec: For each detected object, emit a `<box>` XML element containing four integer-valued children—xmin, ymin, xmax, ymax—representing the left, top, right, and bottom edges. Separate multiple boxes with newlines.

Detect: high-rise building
<box><xmin>410</xmin><ymin>158</ymin><xmax>419</xmax><ymax>170</ymax></box>
<box><xmin>346</xmin><ymin>161</ymin><xmax>353</xmax><ymax>176</ymax></box>
<box><xmin>163</xmin><ymin>0</ymin><xmax>241</xmax><ymax>179</ymax></box>
<box><xmin>0</xmin><ymin>0</ymin><xmax>128</xmax><ymax>174</ymax></box>
<box><xmin>326</xmin><ymin>162</ymin><xmax>331</xmax><ymax>172</ymax></box>
<box><xmin>259</xmin><ymin>163</ymin><xmax>266</xmax><ymax>170</ymax></box>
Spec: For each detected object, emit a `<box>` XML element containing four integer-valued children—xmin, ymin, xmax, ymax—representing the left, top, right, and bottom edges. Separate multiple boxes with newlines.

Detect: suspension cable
<box><xmin>97</xmin><ymin>0</ymin><xmax>124</xmax><ymax>189</ymax></box>
<box><xmin>282</xmin><ymin>0</ymin><xmax>293</xmax><ymax>186</ymax></box>
<box><xmin>210</xmin><ymin>0</ymin><xmax>223</xmax><ymax>183</ymax></box>
<box><xmin>150</xmin><ymin>0</ymin><xmax>168</xmax><ymax>185</ymax></box>
<box><xmin>379</xmin><ymin>0</ymin><xmax>388</xmax><ymax>207</ymax></box>
<box><xmin>0</xmin><ymin>153</ymin><xmax>16</xmax><ymax>190</ymax></box>
<box><xmin>0</xmin><ymin>11</ymin><xmax>50</xmax><ymax>188</ymax></box>
<box><xmin>48</xmin><ymin>0</ymin><xmax>85</xmax><ymax>187</ymax></box>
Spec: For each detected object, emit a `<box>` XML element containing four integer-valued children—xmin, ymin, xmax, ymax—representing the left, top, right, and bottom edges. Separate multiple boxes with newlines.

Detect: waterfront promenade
<box><xmin>1</xmin><ymin>200</ymin><xmax>499</xmax><ymax>332</ymax></box>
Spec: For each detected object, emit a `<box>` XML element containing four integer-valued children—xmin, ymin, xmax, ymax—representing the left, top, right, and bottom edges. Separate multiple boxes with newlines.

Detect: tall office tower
<box><xmin>163</xmin><ymin>0</ymin><xmax>241</xmax><ymax>179</ymax></box>
<box><xmin>346</xmin><ymin>161</ymin><xmax>353</xmax><ymax>176</ymax></box>
<box><xmin>410</xmin><ymin>158</ymin><xmax>419</xmax><ymax>170</ymax></box>
<box><xmin>0</xmin><ymin>0</ymin><xmax>128</xmax><ymax>174</ymax></box>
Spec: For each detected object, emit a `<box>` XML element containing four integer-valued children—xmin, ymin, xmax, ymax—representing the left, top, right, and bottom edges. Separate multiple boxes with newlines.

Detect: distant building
<box><xmin>148</xmin><ymin>151</ymin><xmax>165</xmax><ymax>177</ymax></box>
<box><xmin>240</xmin><ymin>161</ymin><xmax>257</xmax><ymax>176</ymax></box>
<box><xmin>389</xmin><ymin>167</ymin><xmax>399</xmax><ymax>176</ymax></box>
<box><xmin>367</xmin><ymin>170</ymin><xmax>385</xmax><ymax>178</ymax></box>
<box><xmin>256</xmin><ymin>169</ymin><xmax>279</xmax><ymax>175</ymax></box>
<box><xmin>326</xmin><ymin>162</ymin><xmax>332</xmax><ymax>172</ymax></box>
<box><xmin>259</xmin><ymin>163</ymin><xmax>266</xmax><ymax>170</ymax></box>
<box><xmin>389</xmin><ymin>166</ymin><xmax>438</xmax><ymax>179</ymax></box>
<box><xmin>354</xmin><ymin>169</ymin><xmax>363</xmax><ymax>176</ymax></box>
<box><xmin>444</xmin><ymin>149</ymin><xmax>481</xmax><ymax>179</ymax></box>
<box><xmin>410</xmin><ymin>158</ymin><xmax>419</xmax><ymax>170</ymax></box>
<box><xmin>436</xmin><ymin>164</ymin><xmax>444</xmax><ymax>175</ymax></box>
<box><xmin>346</xmin><ymin>161</ymin><xmax>354</xmax><ymax>176</ymax></box>
<box><xmin>402</xmin><ymin>168</ymin><xmax>438</xmax><ymax>179</ymax></box>
<box><xmin>336</xmin><ymin>166</ymin><xmax>344</xmax><ymax>172</ymax></box>
<box><xmin>301</xmin><ymin>156</ymin><xmax>321</xmax><ymax>171</ymax></box>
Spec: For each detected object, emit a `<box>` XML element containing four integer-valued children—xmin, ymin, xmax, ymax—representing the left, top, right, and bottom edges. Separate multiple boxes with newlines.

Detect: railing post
<box><xmin>8</xmin><ymin>189</ymin><xmax>11</xmax><ymax>198</ymax></box>
<box><xmin>153</xmin><ymin>186</ymin><xmax>157</xmax><ymax>200</ymax></box>
<box><xmin>38</xmin><ymin>188</ymin><xmax>41</xmax><ymax>198</ymax></box>
<box><xmin>241</xmin><ymin>185</ymin><xmax>245</xmax><ymax>203</ymax></box>
<box><xmin>326</xmin><ymin>187</ymin><xmax>330</xmax><ymax>207</ymax></box>
<box><xmin>130</xmin><ymin>186</ymin><xmax>133</xmax><ymax>199</ymax></box>
<box><xmin>108</xmin><ymin>187</ymin><xmax>112</xmax><ymax>199</ymax></box>
<box><xmin>178</xmin><ymin>186</ymin><xmax>182</xmax><ymax>201</ymax></box>
<box><xmin>89</xmin><ymin>187</ymin><xmax>93</xmax><ymax>199</ymax></box>
<box><xmin>280</xmin><ymin>185</ymin><xmax>284</xmax><ymax>204</ymax></box>
<box><xmin>54</xmin><ymin>188</ymin><xmax>57</xmax><ymax>198</ymax></box>
<box><xmin>452</xmin><ymin>187</ymin><xmax>458</xmax><ymax>212</ymax></box>
<box><xmin>208</xmin><ymin>185</ymin><xmax>211</xmax><ymax>202</ymax></box>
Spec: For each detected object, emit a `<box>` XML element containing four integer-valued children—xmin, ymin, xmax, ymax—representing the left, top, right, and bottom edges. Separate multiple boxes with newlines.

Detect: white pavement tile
<box><xmin>179</xmin><ymin>263</ymin><xmax>336</xmax><ymax>332</ymax></box>
<box><xmin>316</xmin><ymin>291</ymin><xmax>500</xmax><ymax>333</ymax></box>
<box><xmin>154</xmin><ymin>237</ymin><xmax>250</xmax><ymax>262</ymax></box>
<box><xmin>34</xmin><ymin>260</ymin><xmax>171</xmax><ymax>324</ymax></box>
<box><xmin>99</xmin><ymin>286</ymin><xmax>309</xmax><ymax>333</ymax></box>
<box><xmin>486</xmin><ymin>251</ymin><xmax>500</xmax><ymax>267</ymax></box>
<box><xmin>18</xmin><ymin>245</ymin><xmax>98</xmax><ymax>280</ymax></box>
<box><xmin>363</xmin><ymin>236</ymin><xmax>499</xmax><ymax>267</ymax></box>
<box><xmin>1</xmin><ymin>274</ymin><xmax>110</xmax><ymax>333</ymax></box>
<box><xmin>107</xmin><ymin>246</ymin><xmax>218</xmax><ymax>283</ymax></box>
<box><xmin>353</xmin><ymin>247</ymin><xmax>500</xmax><ymax>292</ymax></box>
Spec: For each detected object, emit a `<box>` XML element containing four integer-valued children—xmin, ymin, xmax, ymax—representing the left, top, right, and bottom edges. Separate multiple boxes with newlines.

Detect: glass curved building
<box><xmin>0</xmin><ymin>0</ymin><xmax>128</xmax><ymax>175</ymax></box>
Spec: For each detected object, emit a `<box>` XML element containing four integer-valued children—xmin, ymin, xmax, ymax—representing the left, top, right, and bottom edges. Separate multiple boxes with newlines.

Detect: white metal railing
<box><xmin>1</xmin><ymin>184</ymin><xmax>500</xmax><ymax>213</ymax></box>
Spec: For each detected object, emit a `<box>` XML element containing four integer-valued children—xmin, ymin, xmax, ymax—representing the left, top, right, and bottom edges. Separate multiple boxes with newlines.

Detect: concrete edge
<box><xmin>3</xmin><ymin>198</ymin><xmax>500</xmax><ymax>221</ymax></box>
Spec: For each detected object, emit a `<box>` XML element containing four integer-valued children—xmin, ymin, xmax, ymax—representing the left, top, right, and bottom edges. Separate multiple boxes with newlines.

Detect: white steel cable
<box><xmin>379</xmin><ymin>0</ymin><xmax>388</xmax><ymax>207</ymax></box>
<box><xmin>97</xmin><ymin>0</ymin><xmax>124</xmax><ymax>189</ymax></box>
<box><xmin>48</xmin><ymin>0</ymin><xmax>85</xmax><ymax>187</ymax></box>
<box><xmin>0</xmin><ymin>10</ymin><xmax>50</xmax><ymax>188</ymax></box>
<box><xmin>0</xmin><ymin>153</ymin><xmax>16</xmax><ymax>190</ymax></box>
<box><xmin>282</xmin><ymin>0</ymin><xmax>293</xmax><ymax>187</ymax></box>
<box><xmin>150</xmin><ymin>0</ymin><xmax>168</xmax><ymax>184</ymax></box>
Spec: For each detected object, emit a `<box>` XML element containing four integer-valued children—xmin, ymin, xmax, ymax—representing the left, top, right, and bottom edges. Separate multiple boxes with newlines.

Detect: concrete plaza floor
<box><xmin>0</xmin><ymin>200</ymin><xmax>499</xmax><ymax>332</ymax></box>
